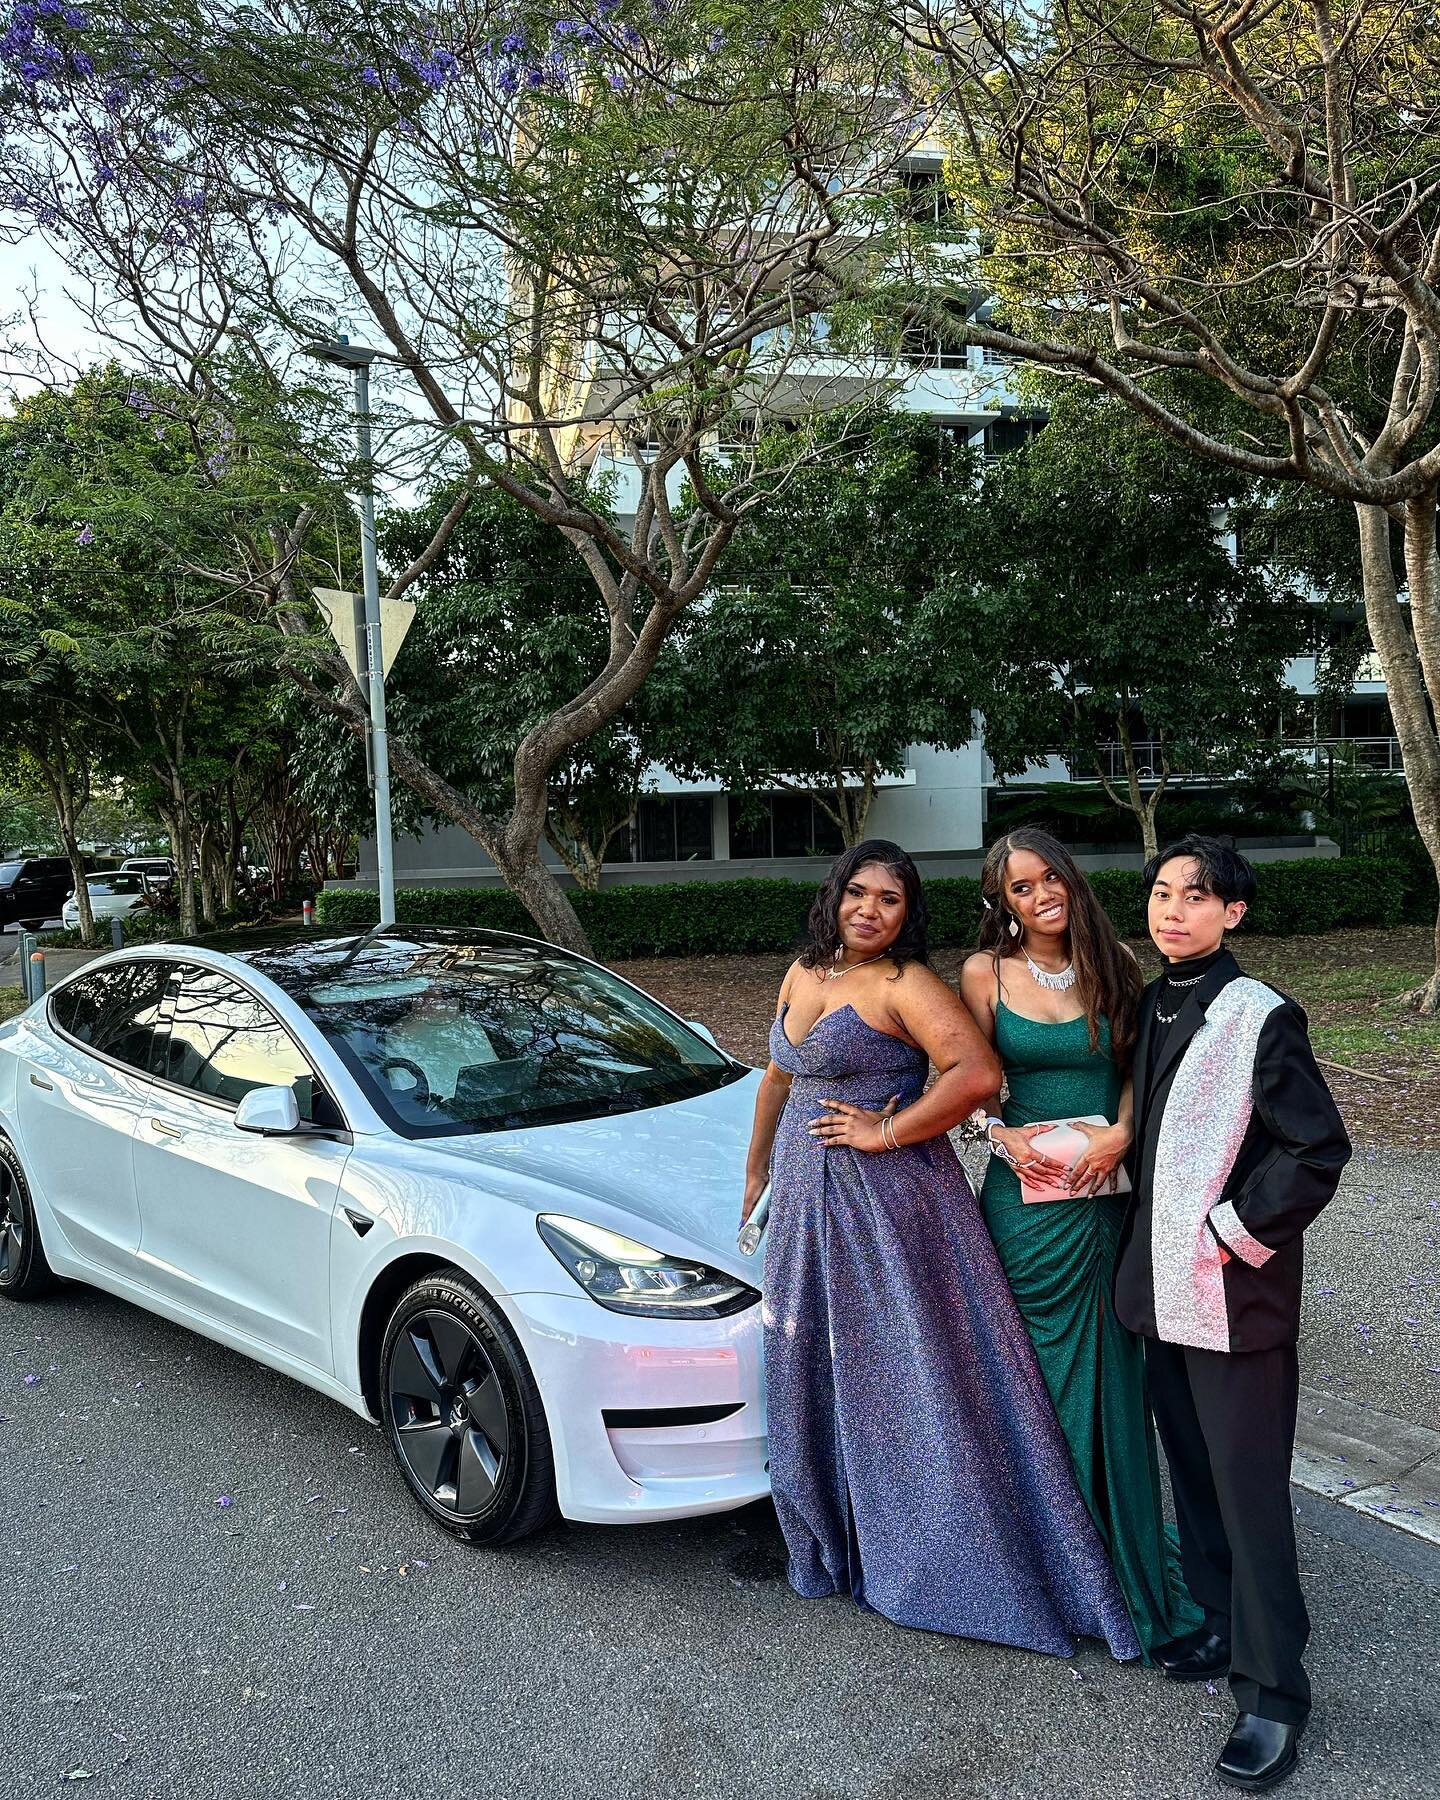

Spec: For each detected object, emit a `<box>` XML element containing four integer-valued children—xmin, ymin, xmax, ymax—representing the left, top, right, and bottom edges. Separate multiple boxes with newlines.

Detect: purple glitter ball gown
<box><xmin>764</xmin><ymin>1002</ymin><xmax>1140</xmax><ymax>1659</ymax></box>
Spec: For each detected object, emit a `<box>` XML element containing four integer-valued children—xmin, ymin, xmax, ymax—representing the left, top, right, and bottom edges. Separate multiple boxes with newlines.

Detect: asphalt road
<box><xmin>2</xmin><ymin>1285</ymin><xmax>1438</xmax><ymax>1800</ymax></box>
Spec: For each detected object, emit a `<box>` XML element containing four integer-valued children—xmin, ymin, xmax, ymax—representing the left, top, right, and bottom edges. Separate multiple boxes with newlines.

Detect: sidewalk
<box><xmin>1292</xmin><ymin>1383</ymin><xmax>1440</xmax><ymax>1547</ymax></box>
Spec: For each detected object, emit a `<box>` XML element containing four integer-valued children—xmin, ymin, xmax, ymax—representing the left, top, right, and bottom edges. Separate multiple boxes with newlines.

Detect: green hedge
<box><xmin>317</xmin><ymin>851</ymin><xmax>1415</xmax><ymax>960</ymax></box>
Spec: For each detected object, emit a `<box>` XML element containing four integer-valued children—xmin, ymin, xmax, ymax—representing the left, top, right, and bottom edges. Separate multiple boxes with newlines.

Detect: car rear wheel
<box><xmin>0</xmin><ymin>1138</ymin><xmax>55</xmax><ymax>1300</ymax></box>
<box><xmin>380</xmin><ymin>1268</ymin><xmax>557</xmax><ymax>1545</ymax></box>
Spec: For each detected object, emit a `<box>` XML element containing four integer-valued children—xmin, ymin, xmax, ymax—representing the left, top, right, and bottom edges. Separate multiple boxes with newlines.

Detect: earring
<box><xmin>1008</xmin><ymin>916</ymin><xmax>1020</xmax><ymax>940</ymax></box>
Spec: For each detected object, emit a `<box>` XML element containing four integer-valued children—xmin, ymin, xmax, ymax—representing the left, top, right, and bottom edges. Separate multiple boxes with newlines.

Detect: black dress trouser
<box><xmin>1144</xmin><ymin>1337</ymin><xmax>1310</xmax><ymax>1726</ymax></box>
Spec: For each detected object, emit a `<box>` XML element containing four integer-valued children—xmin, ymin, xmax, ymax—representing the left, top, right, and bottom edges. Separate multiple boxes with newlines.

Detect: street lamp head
<box><xmin>301</xmin><ymin>335</ymin><xmax>380</xmax><ymax>370</ymax></box>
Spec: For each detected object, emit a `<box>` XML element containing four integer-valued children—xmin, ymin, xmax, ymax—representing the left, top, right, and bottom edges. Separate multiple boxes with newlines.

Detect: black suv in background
<box><xmin>0</xmin><ymin>857</ymin><xmax>74</xmax><ymax>929</ymax></box>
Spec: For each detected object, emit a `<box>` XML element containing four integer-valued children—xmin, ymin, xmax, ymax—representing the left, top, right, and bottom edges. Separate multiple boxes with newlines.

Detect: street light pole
<box><xmin>350</xmin><ymin>358</ymin><xmax>396</xmax><ymax>926</ymax></box>
<box><xmin>304</xmin><ymin>336</ymin><xmax>396</xmax><ymax>927</ymax></box>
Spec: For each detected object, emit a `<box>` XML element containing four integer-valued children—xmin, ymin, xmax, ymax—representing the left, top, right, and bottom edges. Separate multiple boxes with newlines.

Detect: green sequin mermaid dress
<box><xmin>979</xmin><ymin>1001</ymin><xmax>1201</xmax><ymax>1658</ymax></box>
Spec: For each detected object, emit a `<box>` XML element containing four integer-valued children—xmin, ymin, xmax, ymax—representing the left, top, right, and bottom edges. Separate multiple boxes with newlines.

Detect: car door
<box><xmin>16</xmin><ymin>959</ymin><xmax>178</xmax><ymax>1274</ymax></box>
<box><xmin>131</xmin><ymin>962</ymin><xmax>350</xmax><ymax>1371</ymax></box>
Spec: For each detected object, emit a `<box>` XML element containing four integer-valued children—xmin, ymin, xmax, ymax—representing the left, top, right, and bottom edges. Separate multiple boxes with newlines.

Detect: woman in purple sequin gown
<box><xmin>744</xmin><ymin>841</ymin><xmax>1139</xmax><ymax>1660</ymax></box>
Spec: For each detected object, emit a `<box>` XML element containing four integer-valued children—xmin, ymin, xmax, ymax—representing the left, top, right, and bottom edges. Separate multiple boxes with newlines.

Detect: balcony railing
<box><xmin>1060</xmin><ymin>737</ymin><xmax>1405</xmax><ymax>784</ymax></box>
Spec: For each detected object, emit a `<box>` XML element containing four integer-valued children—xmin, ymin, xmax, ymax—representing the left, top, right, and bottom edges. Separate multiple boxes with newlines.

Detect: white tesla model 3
<box><xmin>0</xmin><ymin>927</ymin><xmax>768</xmax><ymax>1543</ymax></box>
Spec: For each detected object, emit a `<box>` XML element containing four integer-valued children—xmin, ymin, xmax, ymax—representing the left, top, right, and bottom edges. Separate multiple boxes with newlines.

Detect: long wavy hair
<box><xmin>977</xmin><ymin>828</ymin><xmax>1141</xmax><ymax>1064</ymax></box>
<box><xmin>799</xmin><ymin>839</ymin><xmax>929</xmax><ymax>974</ymax></box>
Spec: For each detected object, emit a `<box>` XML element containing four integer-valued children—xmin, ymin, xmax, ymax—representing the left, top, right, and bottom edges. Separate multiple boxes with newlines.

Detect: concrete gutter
<box><xmin>1293</xmin><ymin>1384</ymin><xmax>1440</xmax><ymax>1549</ymax></box>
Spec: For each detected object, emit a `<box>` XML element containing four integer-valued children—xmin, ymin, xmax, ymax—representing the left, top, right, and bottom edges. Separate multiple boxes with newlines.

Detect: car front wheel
<box><xmin>0</xmin><ymin>1138</ymin><xmax>55</xmax><ymax>1300</ymax></box>
<box><xmin>380</xmin><ymin>1268</ymin><xmax>557</xmax><ymax>1545</ymax></box>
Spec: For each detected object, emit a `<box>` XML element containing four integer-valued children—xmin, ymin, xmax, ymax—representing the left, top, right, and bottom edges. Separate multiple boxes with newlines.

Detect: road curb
<box><xmin>1292</xmin><ymin>1384</ymin><xmax>1440</xmax><ymax>1549</ymax></box>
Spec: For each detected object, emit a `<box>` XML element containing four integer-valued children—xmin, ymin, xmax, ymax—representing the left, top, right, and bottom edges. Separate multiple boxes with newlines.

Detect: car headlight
<box><xmin>536</xmin><ymin>1215</ymin><xmax>758</xmax><ymax>1319</ymax></box>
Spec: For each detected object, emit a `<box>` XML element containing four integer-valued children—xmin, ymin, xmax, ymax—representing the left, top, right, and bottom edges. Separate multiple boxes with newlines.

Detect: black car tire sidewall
<box><xmin>0</xmin><ymin>1136</ymin><xmax>55</xmax><ymax>1299</ymax></box>
<box><xmin>379</xmin><ymin>1268</ymin><xmax>556</xmax><ymax>1545</ymax></box>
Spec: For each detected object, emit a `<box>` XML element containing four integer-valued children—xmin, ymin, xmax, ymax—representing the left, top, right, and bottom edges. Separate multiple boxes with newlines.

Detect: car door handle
<box><xmin>28</xmin><ymin>1072</ymin><xmax>54</xmax><ymax>1091</ymax></box>
<box><xmin>148</xmin><ymin>1117</ymin><xmax>183</xmax><ymax>1139</ymax></box>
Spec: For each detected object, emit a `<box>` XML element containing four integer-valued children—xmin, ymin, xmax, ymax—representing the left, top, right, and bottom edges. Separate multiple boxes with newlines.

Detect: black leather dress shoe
<box><xmin>1153</xmin><ymin>1628</ymin><xmax>1231</xmax><ymax>1681</ymax></box>
<box><xmin>1215</xmin><ymin>1714</ymin><xmax>1302</xmax><ymax>1790</ymax></box>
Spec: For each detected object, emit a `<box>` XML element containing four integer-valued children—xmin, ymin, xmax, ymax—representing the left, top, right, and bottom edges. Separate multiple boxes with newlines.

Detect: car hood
<box><xmin>418</xmin><ymin>1069</ymin><xmax>764</xmax><ymax>1276</ymax></box>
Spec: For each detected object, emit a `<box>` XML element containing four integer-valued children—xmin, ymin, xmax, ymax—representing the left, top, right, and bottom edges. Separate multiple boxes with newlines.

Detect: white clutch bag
<box><xmin>1018</xmin><ymin>1114</ymin><xmax>1131</xmax><ymax>1204</ymax></box>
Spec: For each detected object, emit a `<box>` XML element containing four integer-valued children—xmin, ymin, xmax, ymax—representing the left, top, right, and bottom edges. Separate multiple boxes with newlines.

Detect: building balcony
<box><xmin>1055</xmin><ymin>737</ymin><xmax>1406</xmax><ymax>786</ymax></box>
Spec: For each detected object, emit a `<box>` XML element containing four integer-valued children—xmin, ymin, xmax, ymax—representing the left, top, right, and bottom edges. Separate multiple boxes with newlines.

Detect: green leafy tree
<box><xmin>899</xmin><ymin>0</ymin><xmax>1440</xmax><ymax>1000</ymax></box>
<box><xmin>380</xmin><ymin>485</ymin><xmax>656</xmax><ymax>891</ymax></box>
<box><xmin>0</xmin><ymin>0</ymin><xmax>934</xmax><ymax>950</ymax></box>
<box><xmin>653</xmin><ymin>412</ymin><xmax>987</xmax><ymax>844</ymax></box>
<box><xmin>953</xmin><ymin>390</ymin><xmax>1309</xmax><ymax>857</ymax></box>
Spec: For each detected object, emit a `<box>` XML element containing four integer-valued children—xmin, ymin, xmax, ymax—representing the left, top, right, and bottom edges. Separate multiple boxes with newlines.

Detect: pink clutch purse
<box><xmin>1018</xmin><ymin>1114</ymin><xmax>1132</xmax><ymax>1204</ymax></box>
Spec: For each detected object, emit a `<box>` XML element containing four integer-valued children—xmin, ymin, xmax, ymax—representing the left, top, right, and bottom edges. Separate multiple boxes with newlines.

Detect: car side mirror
<box><xmin>687</xmin><ymin>1020</ymin><xmax>719</xmax><ymax>1049</ymax></box>
<box><xmin>234</xmin><ymin>1085</ymin><xmax>302</xmax><ymax>1136</ymax></box>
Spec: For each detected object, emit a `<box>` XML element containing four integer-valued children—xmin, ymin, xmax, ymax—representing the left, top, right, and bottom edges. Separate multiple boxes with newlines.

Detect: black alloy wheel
<box><xmin>380</xmin><ymin>1269</ymin><xmax>556</xmax><ymax>1545</ymax></box>
<box><xmin>0</xmin><ymin>1137</ymin><xmax>55</xmax><ymax>1299</ymax></box>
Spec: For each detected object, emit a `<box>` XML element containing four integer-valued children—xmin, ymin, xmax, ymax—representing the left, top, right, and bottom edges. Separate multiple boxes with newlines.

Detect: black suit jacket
<box><xmin>1114</xmin><ymin>950</ymin><xmax>1351</xmax><ymax>1352</ymax></box>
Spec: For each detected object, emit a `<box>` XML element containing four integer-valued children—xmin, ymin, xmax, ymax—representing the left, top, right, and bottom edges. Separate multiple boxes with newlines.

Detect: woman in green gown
<box><xmin>959</xmin><ymin>828</ymin><xmax>1200</xmax><ymax>1659</ymax></box>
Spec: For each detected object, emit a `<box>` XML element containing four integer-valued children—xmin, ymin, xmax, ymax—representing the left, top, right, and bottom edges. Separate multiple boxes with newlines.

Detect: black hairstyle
<box><xmin>1142</xmin><ymin>833</ymin><xmax>1258</xmax><ymax>908</ymax></box>
<box><xmin>799</xmin><ymin>839</ymin><xmax>929</xmax><ymax>972</ymax></box>
<box><xmin>977</xmin><ymin>827</ymin><xmax>1142</xmax><ymax>1064</ymax></box>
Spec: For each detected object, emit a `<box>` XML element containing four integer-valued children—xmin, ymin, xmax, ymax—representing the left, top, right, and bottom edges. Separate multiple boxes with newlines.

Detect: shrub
<box><xmin>317</xmin><ymin>851</ymin><xmax>1413</xmax><ymax>959</ymax></box>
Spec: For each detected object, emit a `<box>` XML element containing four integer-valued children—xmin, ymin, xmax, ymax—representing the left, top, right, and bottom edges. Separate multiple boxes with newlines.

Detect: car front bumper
<box><xmin>506</xmin><ymin>1289</ymin><xmax>768</xmax><ymax>1524</ymax></box>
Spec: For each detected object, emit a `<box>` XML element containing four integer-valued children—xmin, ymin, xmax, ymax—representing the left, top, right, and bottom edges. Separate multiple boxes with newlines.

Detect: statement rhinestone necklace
<box><xmin>825</xmin><ymin>950</ymin><xmax>889</xmax><ymax>981</ymax></box>
<box><xmin>1025</xmin><ymin>951</ymin><xmax>1076</xmax><ymax>992</ymax></box>
<box><xmin>1154</xmin><ymin>964</ymin><xmax>1208</xmax><ymax>1025</ymax></box>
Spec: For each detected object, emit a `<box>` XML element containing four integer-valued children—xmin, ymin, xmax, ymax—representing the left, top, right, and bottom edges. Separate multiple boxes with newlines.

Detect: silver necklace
<box><xmin>1024</xmin><ymin>951</ymin><xmax>1076</xmax><ymax>992</ymax></box>
<box><xmin>1154</xmin><ymin>970</ymin><xmax>1205</xmax><ymax>1026</ymax></box>
<box><xmin>825</xmin><ymin>950</ymin><xmax>888</xmax><ymax>981</ymax></box>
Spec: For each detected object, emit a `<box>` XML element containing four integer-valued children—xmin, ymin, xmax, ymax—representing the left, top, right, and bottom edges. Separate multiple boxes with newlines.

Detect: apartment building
<box><xmin>358</xmin><ymin>159</ymin><xmax>1395</xmax><ymax>892</ymax></box>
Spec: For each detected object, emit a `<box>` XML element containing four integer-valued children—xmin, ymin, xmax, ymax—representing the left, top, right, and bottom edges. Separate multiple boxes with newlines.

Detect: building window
<box><xmin>983</xmin><ymin>415</ymin><xmax>1045</xmax><ymax>460</ymax></box>
<box><xmin>633</xmin><ymin>795</ymin><xmax>713</xmax><ymax>863</ymax></box>
<box><xmin>898</xmin><ymin>320</ymin><xmax>969</xmax><ymax>370</ymax></box>
<box><xmin>898</xmin><ymin>166</ymin><xmax>956</xmax><ymax>226</ymax></box>
<box><xmin>728</xmin><ymin>794</ymin><xmax>845</xmax><ymax>859</ymax></box>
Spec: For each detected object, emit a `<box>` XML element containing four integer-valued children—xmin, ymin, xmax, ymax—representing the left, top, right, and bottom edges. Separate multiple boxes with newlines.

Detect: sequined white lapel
<box><xmin>1150</xmin><ymin>977</ymin><xmax>1284</xmax><ymax>1351</ymax></box>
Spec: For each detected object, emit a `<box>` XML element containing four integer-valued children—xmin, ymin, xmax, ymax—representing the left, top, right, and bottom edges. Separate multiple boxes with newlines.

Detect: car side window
<box><xmin>164</xmin><ymin>968</ymin><xmax>331</xmax><ymax>1123</ymax></box>
<box><xmin>49</xmin><ymin>960</ymin><xmax>178</xmax><ymax>1078</ymax></box>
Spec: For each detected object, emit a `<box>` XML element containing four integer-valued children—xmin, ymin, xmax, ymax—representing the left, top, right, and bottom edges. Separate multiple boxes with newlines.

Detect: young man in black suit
<box><xmin>1114</xmin><ymin>835</ymin><xmax>1351</xmax><ymax>1792</ymax></box>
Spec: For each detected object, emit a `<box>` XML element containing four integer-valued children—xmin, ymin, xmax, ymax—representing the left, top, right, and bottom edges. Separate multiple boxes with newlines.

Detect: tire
<box><xmin>0</xmin><ymin>1136</ymin><xmax>56</xmax><ymax>1300</ymax></box>
<box><xmin>19</xmin><ymin>919</ymin><xmax>43</xmax><ymax>932</ymax></box>
<box><xmin>379</xmin><ymin>1268</ymin><xmax>557</xmax><ymax>1545</ymax></box>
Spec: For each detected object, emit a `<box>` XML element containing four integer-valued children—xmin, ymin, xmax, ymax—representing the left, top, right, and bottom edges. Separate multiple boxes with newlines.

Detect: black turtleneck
<box><xmin>1146</xmin><ymin>943</ymin><xmax>1230</xmax><ymax>1084</ymax></box>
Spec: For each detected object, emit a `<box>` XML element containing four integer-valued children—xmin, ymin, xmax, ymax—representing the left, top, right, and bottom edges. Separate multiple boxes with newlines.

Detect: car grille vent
<box><xmin>602</xmin><ymin>1403</ymin><xmax>744</xmax><ymax>1430</ymax></box>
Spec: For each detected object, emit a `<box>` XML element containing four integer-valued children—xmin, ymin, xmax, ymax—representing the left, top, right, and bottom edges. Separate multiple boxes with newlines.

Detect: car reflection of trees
<box><xmin>293</xmin><ymin>945</ymin><xmax>701</xmax><ymax>1124</ymax></box>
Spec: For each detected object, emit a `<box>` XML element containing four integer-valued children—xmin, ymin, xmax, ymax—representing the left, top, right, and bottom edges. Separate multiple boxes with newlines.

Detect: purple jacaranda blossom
<box><xmin>215</xmin><ymin>1494</ymin><xmax>233</xmax><ymax>1508</ymax></box>
<box><xmin>37</xmin><ymin>0</ymin><xmax>60</xmax><ymax>15</ymax></box>
<box><xmin>205</xmin><ymin>450</ymin><xmax>227</xmax><ymax>475</ymax></box>
<box><xmin>607</xmin><ymin>70</ymin><xmax>625</xmax><ymax>90</ymax></box>
<box><xmin>176</xmin><ymin>188</ymin><xmax>205</xmax><ymax>211</ymax></box>
<box><xmin>61</xmin><ymin>4</ymin><xmax>86</xmax><ymax>24</ymax></box>
<box><xmin>707</xmin><ymin>28</ymin><xmax>725</xmax><ymax>50</ymax></box>
<box><xmin>70</xmin><ymin>48</ymin><xmax>92</xmax><ymax>73</ymax></box>
<box><xmin>361</xmin><ymin>63</ymin><xmax>380</xmax><ymax>85</ymax></box>
<box><xmin>552</xmin><ymin>18</ymin><xmax>580</xmax><ymax>36</ymax></box>
<box><xmin>101</xmin><ymin>81</ymin><xmax>125</xmax><ymax>108</ymax></box>
<box><xmin>621</xmin><ymin>24</ymin><xmax>643</xmax><ymax>46</ymax></box>
<box><xmin>76</xmin><ymin>523</ymin><xmax>94</xmax><ymax>544</ymax></box>
<box><xmin>596</xmin><ymin>0</ymin><xmax>619</xmax><ymax>12</ymax></box>
<box><xmin>499</xmin><ymin>30</ymin><xmax>525</xmax><ymax>53</ymax></box>
<box><xmin>167</xmin><ymin>72</ymin><xmax>185</xmax><ymax>90</ymax></box>
<box><xmin>95</xmin><ymin>162</ymin><xmax>114</xmax><ymax>182</ymax></box>
<box><xmin>523</xmin><ymin>64</ymin><xmax>545</xmax><ymax>86</ymax></box>
<box><xmin>498</xmin><ymin>64</ymin><xmax>518</xmax><ymax>93</ymax></box>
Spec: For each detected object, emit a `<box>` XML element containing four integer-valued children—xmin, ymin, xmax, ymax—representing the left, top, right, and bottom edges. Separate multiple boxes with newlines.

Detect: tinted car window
<box><xmin>164</xmin><ymin>968</ymin><xmax>322</xmax><ymax>1120</ymax></box>
<box><xmin>289</xmin><ymin>939</ymin><xmax>739</xmax><ymax>1139</ymax></box>
<box><xmin>0</xmin><ymin>862</ymin><xmax>20</xmax><ymax>886</ymax></box>
<box><xmin>86</xmin><ymin>875</ymin><xmax>145</xmax><ymax>897</ymax></box>
<box><xmin>50</xmin><ymin>961</ymin><xmax>177</xmax><ymax>1078</ymax></box>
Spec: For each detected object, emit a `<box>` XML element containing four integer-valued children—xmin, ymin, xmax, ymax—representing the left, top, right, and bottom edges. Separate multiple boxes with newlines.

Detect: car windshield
<box><xmin>86</xmin><ymin>875</ymin><xmax>144</xmax><ymax>895</ymax></box>
<box><xmin>0</xmin><ymin>862</ymin><xmax>20</xmax><ymax>885</ymax></box>
<box><xmin>280</xmin><ymin>939</ymin><xmax>741</xmax><ymax>1137</ymax></box>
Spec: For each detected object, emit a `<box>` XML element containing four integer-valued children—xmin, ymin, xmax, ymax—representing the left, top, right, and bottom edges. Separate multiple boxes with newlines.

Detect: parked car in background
<box><xmin>119</xmin><ymin>857</ymin><xmax>178</xmax><ymax>888</ymax></box>
<box><xmin>0</xmin><ymin>925</ymin><xmax>766</xmax><ymax>1545</ymax></box>
<box><xmin>0</xmin><ymin>858</ymin><xmax>74</xmax><ymax>930</ymax></box>
<box><xmin>61</xmin><ymin>873</ymin><xmax>151</xmax><ymax>931</ymax></box>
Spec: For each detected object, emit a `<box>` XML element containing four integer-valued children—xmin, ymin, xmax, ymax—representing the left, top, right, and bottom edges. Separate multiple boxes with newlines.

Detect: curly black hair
<box><xmin>799</xmin><ymin>839</ymin><xmax>929</xmax><ymax>973</ymax></box>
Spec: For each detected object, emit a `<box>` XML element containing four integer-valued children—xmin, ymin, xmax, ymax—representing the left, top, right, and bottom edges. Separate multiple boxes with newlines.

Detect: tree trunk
<box><xmin>38</xmin><ymin>756</ymin><xmax>95</xmax><ymax>946</ymax></box>
<box><xmin>1376</xmin><ymin>498</ymin><xmax>1440</xmax><ymax>1010</ymax></box>
<box><xmin>162</xmin><ymin>801</ymin><xmax>199</xmax><ymax>938</ymax></box>
<box><xmin>197</xmin><ymin>821</ymin><xmax>217</xmax><ymax>926</ymax></box>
